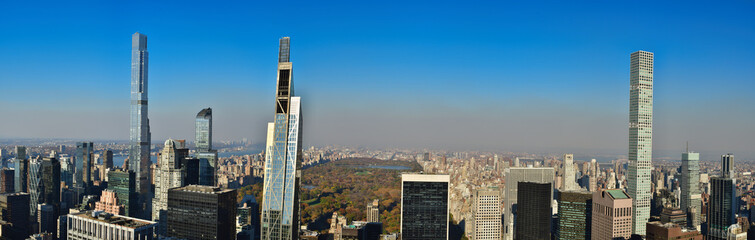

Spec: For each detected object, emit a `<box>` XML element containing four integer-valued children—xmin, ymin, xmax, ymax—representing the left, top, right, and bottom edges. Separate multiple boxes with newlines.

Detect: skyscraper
<box><xmin>152</xmin><ymin>139</ymin><xmax>189</xmax><ymax>235</ymax></box>
<box><xmin>195</xmin><ymin>108</ymin><xmax>218</xmax><ymax>186</ymax></box>
<box><xmin>681</xmin><ymin>151</ymin><xmax>701</xmax><ymax>230</ymax></box>
<box><xmin>515</xmin><ymin>182</ymin><xmax>552</xmax><ymax>240</ymax></box>
<box><xmin>562</xmin><ymin>154</ymin><xmax>577</xmax><ymax>191</ymax></box>
<box><xmin>15</xmin><ymin>146</ymin><xmax>26</xmax><ymax>161</ymax></box>
<box><xmin>591</xmin><ymin>189</ymin><xmax>633</xmax><ymax>240</ymax></box>
<box><xmin>129</xmin><ymin>32</ymin><xmax>151</xmax><ymax>196</ymax></box>
<box><xmin>28</xmin><ymin>160</ymin><xmax>41</xmax><ymax>218</ymax></box>
<box><xmin>556</xmin><ymin>190</ymin><xmax>592</xmax><ymax>240</ymax></box>
<box><xmin>707</xmin><ymin>154</ymin><xmax>737</xmax><ymax>240</ymax></box>
<box><xmin>400</xmin><ymin>174</ymin><xmax>449</xmax><ymax>240</ymax></box>
<box><xmin>107</xmin><ymin>170</ymin><xmax>138</xmax><ymax>217</ymax></box>
<box><xmin>472</xmin><ymin>188</ymin><xmax>501</xmax><ymax>240</ymax></box>
<box><xmin>1</xmin><ymin>168</ymin><xmax>14</xmax><ymax>193</ymax></box>
<box><xmin>103</xmin><ymin>150</ymin><xmax>113</xmax><ymax>169</ymax></box>
<box><xmin>261</xmin><ymin>37</ymin><xmax>303</xmax><ymax>240</ymax></box>
<box><xmin>367</xmin><ymin>199</ymin><xmax>380</xmax><ymax>223</ymax></box>
<box><xmin>13</xmin><ymin>151</ymin><xmax>28</xmax><ymax>193</ymax></box>
<box><xmin>75</xmin><ymin>142</ymin><xmax>93</xmax><ymax>192</ymax></box>
<box><xmin>0</xmin><ymin>192</ymin><xmax>30</xmax><ymax>240</ymax></box>
<box><xmin>504</xmin><ymin>167</ymin><xmax>554</xmax><ymax>240</ymax></box>
<box><xmin>627</xmin><ymin>50</ymin><xmax>654</xmax><ymax>235</ymax></box>
<box><xmin>166</xmin><ymin>185</ymin><xmax>237</xmax><ymax>240</ymax></box>
<box><xmin>195</xmin><ymin>108</ymin><xmax>212</xmax><ymax>152</ymax></box>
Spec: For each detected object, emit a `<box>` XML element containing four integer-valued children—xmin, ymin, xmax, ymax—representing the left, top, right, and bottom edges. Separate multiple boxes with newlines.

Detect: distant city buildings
<box><xmin>400</xmin><ymin>174</ymin><xmax>449</xmax><ymax>240</ymax></box>
<box><xmin>627</xmin><ymin>50</ymin><xmax>654</xmax><ymax>235</ymax></box>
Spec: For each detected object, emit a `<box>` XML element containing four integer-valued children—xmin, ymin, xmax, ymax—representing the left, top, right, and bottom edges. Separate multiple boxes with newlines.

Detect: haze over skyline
<box><xmin>1</xmin><ymin>1</ymin><xmax>753</xmax><ymax>157</ymax></box>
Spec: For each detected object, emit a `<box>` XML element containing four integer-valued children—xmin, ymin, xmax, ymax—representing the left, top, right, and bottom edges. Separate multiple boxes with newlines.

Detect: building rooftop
<box><xmin>174</xmin><ymin>184</ymin><xmax>234</xmax><ymax>194</ymax></box>
<box><xmin>71</xmin><ymin>211</ymin><xmax>155</xmax><ymax>229</ymax></box>
<box><xmin>606</xmin><ymin>189</ymin><xmax>630</xmax><ymax>199</ymax></box>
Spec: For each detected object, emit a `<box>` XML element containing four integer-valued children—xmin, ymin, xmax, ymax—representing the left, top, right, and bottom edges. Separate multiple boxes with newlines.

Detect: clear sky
<box><xmin>1</xmin><ymin>1</ymin><xmax>753</xmax><ymax>159</ymax></box>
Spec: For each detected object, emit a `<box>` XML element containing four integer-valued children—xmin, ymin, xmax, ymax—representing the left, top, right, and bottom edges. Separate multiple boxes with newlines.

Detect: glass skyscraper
<box><xmin>400</xmin><ymin>174</ymin><xmax>449</xmax><ymax>240</ymax></box>
<box><xmin>75</xmin><ymin>142</ymin><xmax>93</xmax><ymax>192</ymax></box>
<box><xmin>707</xmin><ymin>154</ymin><xmax>737</xmax><ymax>240</ymax></box>
<box><xmin>129</xmin><ymin>32</ymin><xmax>151</xmax><ymax>196</ymax></box>
<box><xmin>195</xmin><ymin>108</ymin><xmax>217</xmax><ymax>186</ymax></box>
<box><xmin>681</xmin><ymin>151</ymin><xmax>701</xmax><ymax>229</ymax></box>
<box><xmin>261</xmin><ymin>37</ymin><xmax>303</xmax><ymax>240</ymax></box>
<box><xmin>627</xmin><ymin>50</ymin><xmax>653</xmax><ymax>235</ymax></box>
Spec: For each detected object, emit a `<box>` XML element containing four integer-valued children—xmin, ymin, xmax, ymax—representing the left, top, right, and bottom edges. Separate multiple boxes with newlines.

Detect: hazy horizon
<box><xmin>2</xmin><ymin>1</ymin><xmax>753</xmax><ymax>158</ymax></box>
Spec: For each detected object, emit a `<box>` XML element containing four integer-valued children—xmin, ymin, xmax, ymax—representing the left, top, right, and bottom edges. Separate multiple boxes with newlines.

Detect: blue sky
<box><xmin>1</xmin><ymin>1</ymin><xmax>754</xmax><ymax>158</ymax></box>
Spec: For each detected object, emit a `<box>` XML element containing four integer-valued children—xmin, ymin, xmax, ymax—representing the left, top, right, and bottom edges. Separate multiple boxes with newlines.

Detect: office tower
<box><xmin>15</xmin><ymin>146</ymin><xmax>26</xmax><ymax>161</ymax></box>
<box><xmin>166</xmin><ymin>185</ymin><xmax>237</xmax><ymax>240</ymax></box>
<box><xmin>681</xmin><ymin>151</ymin><xmax>701</xmax><ymax>230</ymax></box>
<box><xmin>195</xmin><ymin>108</ymin><xmax>212</xmax><ymax>151</ymax></box>
<box><xmin>75</xmin><ymin>142</ymin><xmax>93</xmax><ymax>193</ymax></box>
<box><xmin>627</xmin><ymin>50</ymin><xmax>654</xmax><ymax>235</ymax></box>
<box><xmin>38</xmin><ymin>203</ymin><xmax>55</xmax><ymax>235</ymax></box>
<box><xmin>367</xmin><ymin>199</ymin><xmax>380</xmax><ymax>223</ymax></box>
<box><xmin>707</xmin><ymin>155</ymin><xmax>737</xmax><ymax>240</ymax></box>
<box><xmin>556</xmin><ymin>190</ymin><xmax>592</xmax><ymax>240</ymax></box>
<box><xmin>400</xmin><ymin>174</ymin><xmax>449</xmax><ymax>240</ymax></box>
<box><xmin>152</xmin><ymin>139</ymin><xmax>189</xmax><ymax>234</ymax></box>
<box><xmin>107</xmin><ymin>170</ymin><xmax>137</xmax><ymax>217</ymax></box>
<box><xmin>13</xmin><ymin>158</ymin><xmax>28</xmax><ymax>193</ymax></box>
<box><xmin>341</xmin><ymin>221</ymin><xmax>382</xmax><ymax>240</ymax></box>
<box><xmin>103</xmin><ymin>150</ymin><xmax>113</xmax><ymax>169</ymax></box>
<box><xmin>646</xmin><ymin>221</ymin><xmax>703</xmax><ymax>240</ymax></box>
<box><xmin>515</xmin><ymin>182</ymin><xmax>552</xmax><ymax>240</ymax></box>
<box><xmin>591</xmin><ymin>189</ymin><xmax>632</xmax><ymax>240</ymax></box>
<box><xmin>195</xmin><ymin>108</ymin><xmax>218</xmax><ymax>186</ymax></box>
<box><xmin>129</xmin><ymin>32</ymin><xmax>151</xmax><ymax>196</ymax></box>
<box><xmin>95</xmin><ymin>190</ymin><xmax>124</xmax><ymax>215</ymax></box>
<box><xmin>39</xmin><ymin>157</ymin><xmax>60</xmax><ymax>237</ymax></box>
<box><xmin>562</xmin><ymin>154</ymin><xmax>577</xmax><ymax>191</ymax></box>
<box><xmin>721</xmin><ymin>154</ymin><xmax>733</xmax><ymax>178</ymax></box>
<box><xmin>261</xmin><ymin>37</ymin><xmax>303</xmax><ymax>240</ymax></box>
<box><xmin>28</xmin><ymin>160</ymin><xmax>41</xmax><ymax>218</ymax></box>
<box><xmin>60</xmin><ymin>156</ymin><xmax>74</xmax><ymax>188</ymax></box>
<box><xmin>182</xmin><ymin>157</ymin><xmax>200</xmax><ymax>185</ymax></box>
<box><xmin>503</xmin><ymin>167</ymin><xmax>554</xmax><ymax>240</ymax></box>
<box><xmin>66</xmin><ymin>211</ymin><xmax>157</xmax><ymax>240</ymax></box>
<box><xmin>0</xmin><ymin>193</ymin><xmax>30</xmax><ymax>240</ymax></box>
<box><xmin>0</xmin><ymin>168</ymin><xmax>14</xmax><ymax>193</ymax></box>
<box><xmin>472</xmin><ymin>188</ymin><xmax>501</xmax><ymax>240</ymax></box>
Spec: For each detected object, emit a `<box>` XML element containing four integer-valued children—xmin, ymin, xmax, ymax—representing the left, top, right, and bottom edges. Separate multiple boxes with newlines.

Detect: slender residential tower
<box><xmin>195</xmin><ymin>108</ymin><xmax>217</xmax><ymax>186</ymax></box>
<box><xmin>681</xmin><ymin>149</ymin><xmax>701</xmax><ymax>230</ymax></box>
<box><xmin>627</xmin><ymin>50</ymin><xmax>653</xmax><ymax>235</ymax></box>
<box><xmin>129</xmin><ymin>32</ymin><xmax>151</xmax><ymax>196</ymax></box>
<box><xmin>261</xmin><ymin>37</ymin><xmax>303</xmax><ymax>240</ymax></box>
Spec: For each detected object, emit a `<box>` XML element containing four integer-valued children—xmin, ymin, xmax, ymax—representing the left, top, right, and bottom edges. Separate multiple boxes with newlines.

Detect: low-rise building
<box><xmin>65</xmin><ymin>210</ymin><xmax>156</xmax><ymax>240</ymax></box>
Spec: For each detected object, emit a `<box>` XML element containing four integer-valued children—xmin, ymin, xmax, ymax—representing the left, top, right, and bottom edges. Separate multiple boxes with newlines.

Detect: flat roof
<box><xmin>402</xmin><ymin>173</ymin><xmax>450</xmax><ymax>182</ymax></box>
<box><xmin>70</xmin><ymin>211</ymin><xmax>156</xmax><ymax>229</ymax></box>
<box><xmin>606</xmin><ymin>189</ymin><xmax>630</xmax><ymax>199</ymax></box>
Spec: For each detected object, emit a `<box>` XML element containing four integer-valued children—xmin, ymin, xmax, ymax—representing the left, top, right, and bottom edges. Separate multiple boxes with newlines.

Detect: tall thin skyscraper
<box><xmin>627</xmin><ymin>50</ymin><xmax>654</xmax><ymax>235</ymax></box>
<box><xmin>400</xmin><ymin>174</ymin><xmax>449</xmax><ymax>240</ymax></box>
<box><xmin>104</xmin><ymin>150</ymin><xmax>113</xmax><ymax>169</ymax></box>
<box><xmin>13</xmin><ymin>158</ymin><xmax>27</xmax><ymax>193</ymax></box>
<box><xmin>195</xmin><ymin>108</ymin><xmax>217</xmax><ymax>186</ymax></box>
<box><xmin>261</xmin><ymin>37</ymin><xmax>303</xmax><ymax>240</ymax></box>
<box><xmin>562</xmin><ymin>154</ymin><xmax>577</xmax><ymax>191</ymax></box>
<box><xmin>681</xmin><ymin>150</ymin><xmax>701</xmax><ymax>230</ymax></box>
<box><xmin>129</xmin><ymin>32</ymin><xmax>151</xmax><ymax>196</ymax></box>
<box><xmin>75</xmin><ymin>142</ymin><xmax>93</xmax><ymax>192</ymax></box>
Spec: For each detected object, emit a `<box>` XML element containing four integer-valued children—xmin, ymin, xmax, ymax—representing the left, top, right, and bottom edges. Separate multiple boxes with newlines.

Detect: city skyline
<box><xmin>2</xmin><ymin>1</ymin><xmax>754</xmax><ymax>156</ymax></box>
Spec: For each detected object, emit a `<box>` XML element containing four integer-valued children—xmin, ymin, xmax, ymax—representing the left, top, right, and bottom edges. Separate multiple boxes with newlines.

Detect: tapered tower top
<box><xmin>278</xmin><ymin>37</ymin><xmax>290</xmax><ymax>63</ymax></box>
<box><xmin>132</xmin><ymin>32</ymin><xmax>147</xmax><ymax>50</ymax></box>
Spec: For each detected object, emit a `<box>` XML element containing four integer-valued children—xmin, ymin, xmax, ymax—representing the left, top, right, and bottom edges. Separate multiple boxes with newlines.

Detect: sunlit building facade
<box><xmin>627</xmin><ymin>50</ymin><xmax>653</xmax><ymax>235</ymax></box>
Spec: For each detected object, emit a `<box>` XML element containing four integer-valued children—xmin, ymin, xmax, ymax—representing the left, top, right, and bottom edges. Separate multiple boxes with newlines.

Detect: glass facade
<box><xmin>129</xmin><ymin>32</ymin><xmax>151</xmax><ymax>195</ymax></box>
<box><xmin>627</xmin><ymin>50</ymin><xmax>653</xmax><ymax>235</ymax></box>
<box><xmin>195</xmin><ymin>108</ymin><xmax>212</xmax><ymax>152</ymax></box>
<box><xmin>556</xmin><ymin>191</ymin><xmax>592</xmax><ymax>240</ymax></box>
<box><xmin>681</xmin><ymin>152</ymin><xmax>701</xmax><ymax>229</ymax></box>
<box><xmin>75</xmin><ymin>142</ymin><xmax>93</xmax><ymax>191</ymax></box>
<box><xmin>13</xmin><ymin>158</ymin><xmax>28</xmax><ymax>193</ymax></box>
<box><xmin>166</xmin><ymin>185</ymin><xmax>237</xmax><ymax>240</ymax></box>
<box><xmin>401</xmin><ymin>175</ymin><xmax>449</xmax><ymax>240</ymax></box>
<box><xmin>261</xmin><ymin>37</ymin><xmax>302</xmax><ymax>240</ymax></box>
<box><xmin>515</xmin><ymin>182</ymin><xmax>552</xmax><ymax>240</ymax></box>
<box><xmin>707</xmin><ymin>177</ymin><xmax>736</xmax><ymax>240</ymax></box>
<box><xmin>108</xmin><ymin>170</ymin><xmax>137</xmax><ymax>217</ymax></box>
